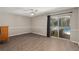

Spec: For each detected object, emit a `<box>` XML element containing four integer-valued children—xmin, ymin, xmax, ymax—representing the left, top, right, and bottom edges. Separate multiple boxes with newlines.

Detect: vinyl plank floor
<box><xmin>0</xmin><ymin>33</ymin><xmax>79</xmax><ymax>51</ymax></box>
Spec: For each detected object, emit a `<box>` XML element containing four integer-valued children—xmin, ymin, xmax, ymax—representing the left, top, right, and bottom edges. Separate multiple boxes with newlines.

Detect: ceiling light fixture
<box><xmin>30</xmin><ymin>10</ymin><xmax>34</xmax><ymax>16</ymax></box>
<box><xmin>30</xmin><ymin>9</ymin><xmax>38</xmax><ymax>16</ymax></box>
<box><xmin>31</xmin><ymin>12</ymin><xmax>34</xmax><ymax>16</ymax></box>
<box><xmin>24</xmin><ymin>9</ymin><xmax>38</xmax><ymax>16</ymax></box>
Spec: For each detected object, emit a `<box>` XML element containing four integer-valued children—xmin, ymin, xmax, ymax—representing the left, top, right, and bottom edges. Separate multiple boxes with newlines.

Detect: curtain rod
<box><xmin>48</xmin><ymin>12</ymin><xmax>72</xmax><ymax>16</ymax></box>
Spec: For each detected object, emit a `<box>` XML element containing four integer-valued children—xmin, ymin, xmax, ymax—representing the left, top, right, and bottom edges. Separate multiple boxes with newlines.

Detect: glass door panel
<box><xmin>59</xmin><ymin>16</ymin><xmax>70</xmax><ymax>39</ymax></box>
<box><xmin>50</xmin><ymin>16</ymin><xmax>59</xmax><ymax>37</ymax></box>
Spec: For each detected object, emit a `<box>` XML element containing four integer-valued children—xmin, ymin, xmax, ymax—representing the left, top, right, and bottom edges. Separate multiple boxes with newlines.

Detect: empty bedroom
<box><xmin>0</xmin><ymin>7</ymin><xmax>79</xmax><ymax>51</ymax></box>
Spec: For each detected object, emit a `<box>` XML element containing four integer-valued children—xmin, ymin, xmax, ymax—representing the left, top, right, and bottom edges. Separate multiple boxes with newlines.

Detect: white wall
<box><xmin>0</xmin><ymin>13</ymin><xmax>31</xmax><ymax>36</ymax></box>
<box><xmin>78</xmin><ymin>8</ymin><xmax>79</xmax><ymax>43</ymax></box>
<box><xmin>32</xmin><ymin>15</ymin><xmax>47</xmax><ymax>36</ymax></box>
<box><xmin>70</xmin><ymin>8</ymin><xmax>79</xmax><ymax>42</ymax></box>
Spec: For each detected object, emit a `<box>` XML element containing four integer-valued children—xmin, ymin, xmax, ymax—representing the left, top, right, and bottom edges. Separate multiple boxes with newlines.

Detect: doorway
<box><xmin>50</xmin><ymin>14</ymin><xmax>71</xmax><ymax>39</ymax></box>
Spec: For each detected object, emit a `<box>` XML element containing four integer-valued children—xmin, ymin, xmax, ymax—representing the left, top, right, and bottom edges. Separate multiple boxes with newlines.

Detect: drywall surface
<box><xmin>32</xmin><ymin>15</ymin><xmax>47</xmax><ymax>36</ymax></box>
<box><xmin>0</xmin><ymin>13</ymin><xmax>31</xmax><ymax>36</ymax></box>
<box><xmin>70</xmin><ymin>8</ymin><xmax>79</xmax><ymax>43</ymax></box>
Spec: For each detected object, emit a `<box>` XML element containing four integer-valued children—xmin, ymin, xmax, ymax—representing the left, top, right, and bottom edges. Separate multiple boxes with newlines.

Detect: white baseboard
<box><xmin>9</xmin><ymin>32</ymin><xmax>31</xmax><ymax>37</ymax></box>
<box><xmin>70</xmin><ymin>40</ymin><xmax>79</xmax><ymax>45</ymax></box>
<box><xmin>32</xmin><ymin>32</ymin><xmax>47</xmax><ymax>36</ymax></box>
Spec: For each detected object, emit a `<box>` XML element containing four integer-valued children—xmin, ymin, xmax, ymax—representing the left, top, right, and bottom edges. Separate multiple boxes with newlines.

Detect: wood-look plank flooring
<box><xmin>0</xmin><ymin>33</ymin><xmax>79</xmax><ymax>51</ymax></box>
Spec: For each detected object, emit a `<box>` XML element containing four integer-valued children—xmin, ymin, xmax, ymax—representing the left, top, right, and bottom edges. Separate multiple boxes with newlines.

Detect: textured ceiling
<box><xmin>0</xmin><ymin>7</ymin><xmax>73</xmax><ymax>17</ymax></box>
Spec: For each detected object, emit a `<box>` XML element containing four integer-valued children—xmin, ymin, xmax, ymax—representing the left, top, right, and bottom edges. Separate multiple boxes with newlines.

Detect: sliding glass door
<box><xmin>50</xmin><ymin>15</ymin><xmax>71</xmax><ymax>39</ymax></box>
<box><xmin>50</xmin><ymin>16</ymin><xmax>59</xmax><ymax>37</ymax></box>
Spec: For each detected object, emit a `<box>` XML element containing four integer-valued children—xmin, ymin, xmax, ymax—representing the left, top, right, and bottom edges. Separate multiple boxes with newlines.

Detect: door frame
<box><xmin>47</xmin><ymin>13</ymin><xmax>72</xmax><ymax>40</ymax></box>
